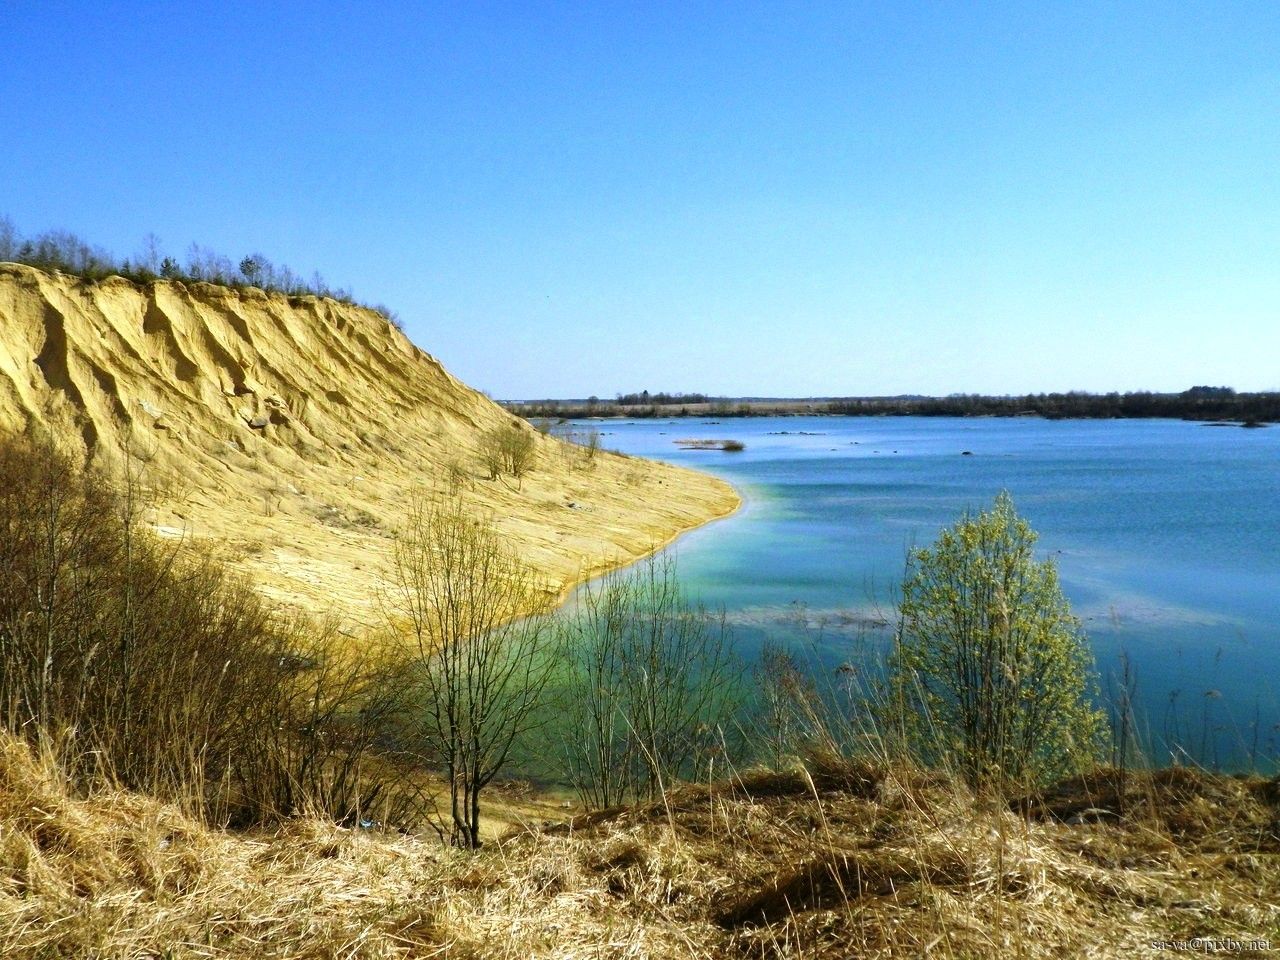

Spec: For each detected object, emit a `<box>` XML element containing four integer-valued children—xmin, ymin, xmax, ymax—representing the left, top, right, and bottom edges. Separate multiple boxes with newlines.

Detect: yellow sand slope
<box><xmin>0</xmin><ymin>263</ymin><xmax>738</xmax><ymax>622</ymax></box>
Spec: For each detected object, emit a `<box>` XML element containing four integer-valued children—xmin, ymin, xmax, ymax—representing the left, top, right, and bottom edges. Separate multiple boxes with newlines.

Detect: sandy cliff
<box><xmin>0</xmin><ymin>263</ymin><xmax>738</xmax><ymax>622</ymax></box>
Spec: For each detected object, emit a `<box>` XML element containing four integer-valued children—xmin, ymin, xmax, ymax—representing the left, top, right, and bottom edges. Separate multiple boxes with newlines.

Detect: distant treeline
<box><xmin>615</xmin><ymin>390</ymin><xmax>710</xmax><ymax>406</ymax></box>
<box><xmin>0</xmin><ymin>216</ymin><xmax>398</xmax><ymax>322</ymax></box>
<box><xmin>827</xmin><ymin>388</ymin><xmax>1279</xmax><ymax>422</ymax></box>
<box><xmin>513</xmin><ymin>397</ymin><xmax>753</xmax><ymax>419</ymax></box>
<box><xmin>510</xmin><ymin>387</ymin><xmax>1279</xmax><ymax>423</ymax></box>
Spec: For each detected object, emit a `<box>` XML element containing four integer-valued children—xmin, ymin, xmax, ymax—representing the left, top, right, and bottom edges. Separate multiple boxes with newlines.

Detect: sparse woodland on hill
<box><xmin>0</xmin><ymin>216</ymin><xmax>393</xmax><ymax>317</ymax></box>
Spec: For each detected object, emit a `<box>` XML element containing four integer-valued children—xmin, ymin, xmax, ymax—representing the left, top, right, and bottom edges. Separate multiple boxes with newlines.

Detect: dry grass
<box><xmin>2</xmin><ymin>732</ymin><xmax>1277</xmax><ymax>958</ymax></box>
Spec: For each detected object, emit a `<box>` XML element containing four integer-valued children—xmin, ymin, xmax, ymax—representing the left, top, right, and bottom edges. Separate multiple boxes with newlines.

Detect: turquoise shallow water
<box><xmin>569</xmin><ymin>416</ymin><xmax>1280</xmax><ymax>771</ymax></box>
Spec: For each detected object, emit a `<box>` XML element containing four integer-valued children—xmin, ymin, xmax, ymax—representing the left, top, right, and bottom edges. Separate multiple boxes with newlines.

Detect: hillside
<box><xmin>0</xmin><ymin>263</ymin><xmax>738</xmax><ymax>621</ymax></box>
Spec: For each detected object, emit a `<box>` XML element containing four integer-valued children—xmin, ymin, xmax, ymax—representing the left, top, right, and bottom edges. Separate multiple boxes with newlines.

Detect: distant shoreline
<box><xmin>508</xmin><ymin>391</ymin><xmax>1277</xmax><ymax>425</ymax></box>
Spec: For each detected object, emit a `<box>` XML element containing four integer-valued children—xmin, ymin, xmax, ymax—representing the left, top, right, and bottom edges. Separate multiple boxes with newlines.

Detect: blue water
<box><xmin>571</xmin><ymin>416</ymin><xmax>1280</xmax><ymax>771</ymax></box>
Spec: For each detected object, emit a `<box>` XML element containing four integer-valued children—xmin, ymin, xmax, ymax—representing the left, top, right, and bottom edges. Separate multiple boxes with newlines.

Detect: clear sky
<box><xmin>2</xmin><ymin>2</ymin><xmax>1277</xmax><ymax>399</ymax></box>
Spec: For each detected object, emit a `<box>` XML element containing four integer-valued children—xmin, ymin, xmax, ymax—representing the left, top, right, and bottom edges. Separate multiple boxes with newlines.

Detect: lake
<box><xmin>568</xmin><ymin>415</ymin><xmax>1280</xmax><ymax>772</ymax></box>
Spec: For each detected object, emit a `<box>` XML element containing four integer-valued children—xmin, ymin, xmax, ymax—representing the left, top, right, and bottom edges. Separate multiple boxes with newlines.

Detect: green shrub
<box><xmin>885</xmin><ymin>492</ymin><xmax>1107</xmax><ymax>792</ymax></box>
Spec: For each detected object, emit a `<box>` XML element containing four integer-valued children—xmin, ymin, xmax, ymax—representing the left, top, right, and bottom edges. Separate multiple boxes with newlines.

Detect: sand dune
<box><xmin>0</xmin><ymin>263</ymin><xmax>738</xmax><ymax>623</ymax></box>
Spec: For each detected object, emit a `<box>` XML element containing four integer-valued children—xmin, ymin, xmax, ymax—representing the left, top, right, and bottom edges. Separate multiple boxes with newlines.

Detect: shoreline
<box><xmin>546</xmin><ymin>472</ymin><xmax>743</xmax><ymax>611</ymax></box>
<box><xmin>508</xmin><ymin>398</ymin><xmax>1280</xmax><ymax>425</ymax></box>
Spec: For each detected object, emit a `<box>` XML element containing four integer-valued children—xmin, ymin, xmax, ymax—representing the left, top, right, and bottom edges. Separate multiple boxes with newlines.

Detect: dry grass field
<box><xmin>3</xmin><ymin>733</ymin><xmax>1276</xmax><ymax>959</ymax></box>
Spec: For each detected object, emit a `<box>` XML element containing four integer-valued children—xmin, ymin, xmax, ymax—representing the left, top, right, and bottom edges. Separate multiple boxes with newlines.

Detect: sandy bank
<box><xmin>0</xmin><ymin>263</ymin><xmax>740</xmax><ymax>626</ymax></box>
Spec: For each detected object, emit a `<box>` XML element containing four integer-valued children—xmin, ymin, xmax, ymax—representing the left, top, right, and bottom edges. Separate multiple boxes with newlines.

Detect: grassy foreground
<box><xmin>3</xmin><ymin>734</ymin><xmax>1276</xmax><ymax>958</ymax></box>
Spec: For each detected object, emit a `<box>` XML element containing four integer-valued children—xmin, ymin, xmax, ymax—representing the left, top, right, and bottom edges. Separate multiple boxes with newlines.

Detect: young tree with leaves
<box><xmin>887</xmin><ymin>492</ymin><xmax>1107</xmax><ymax>792</ymax></box>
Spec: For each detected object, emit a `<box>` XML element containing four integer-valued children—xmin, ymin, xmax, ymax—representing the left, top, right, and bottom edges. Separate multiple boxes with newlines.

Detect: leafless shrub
<box><xmin>560</xmin><ymin>426</ymin><xmax>602</xmax><ymax>470</ymax></box>
<box><xmin>555</xmin><ymin>554</ymin><xmax>745</xmax><ymax>808</ymax></box>
<box><xmin>752</xmin><ymin>639</ymin><xmax>822</xmax><ymax>768</ymax></box>
<box><xmin>0</xmin><ymin>432</ymin><xmax>410</xmax><ymax>825</ymax></box>
<box><xmin>228</xmin><ymin>619</ymin><xmax>422</xmax><ymax>828</ymax></box>
<box><xmin>579</xmin><ymin>427</ymin><xmax>601</xmax><ymax>462</ymax></box>
<box><xmin>477</xmin><ymin>423</ymin><xmax>537</xmax><ymax>482</ymax></box>
<box><xmin>444</xmin><ymin>458</ymin><xmax>473</xmax><ymax>493</ymax></box>
<box><xmin>383</xmin><ymin>494</ymin><xmax>555</xmax><ymax>847</ymax></box>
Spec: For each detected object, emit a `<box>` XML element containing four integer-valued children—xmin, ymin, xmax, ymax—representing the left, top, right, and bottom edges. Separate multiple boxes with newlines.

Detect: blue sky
<box><xmin>2</xmin><ymin>2</ymin><xmax>1277</xmax><ymax>398</ymax></box>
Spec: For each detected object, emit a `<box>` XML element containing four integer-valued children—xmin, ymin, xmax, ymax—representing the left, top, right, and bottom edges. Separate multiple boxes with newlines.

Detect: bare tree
<box><xmin>136</xmin><ymin>232</ymin><xmax>164</xmax><ymax>274</ymax></box>
<box><xmin>0</xmin><ymin>215</ymin><xmax>17</xmax><ymax>261</ymax></box>
<box><xmin>383</xmin><ymin>494</ymin><xmax>554</xmax><ymax>847</ymax></box>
